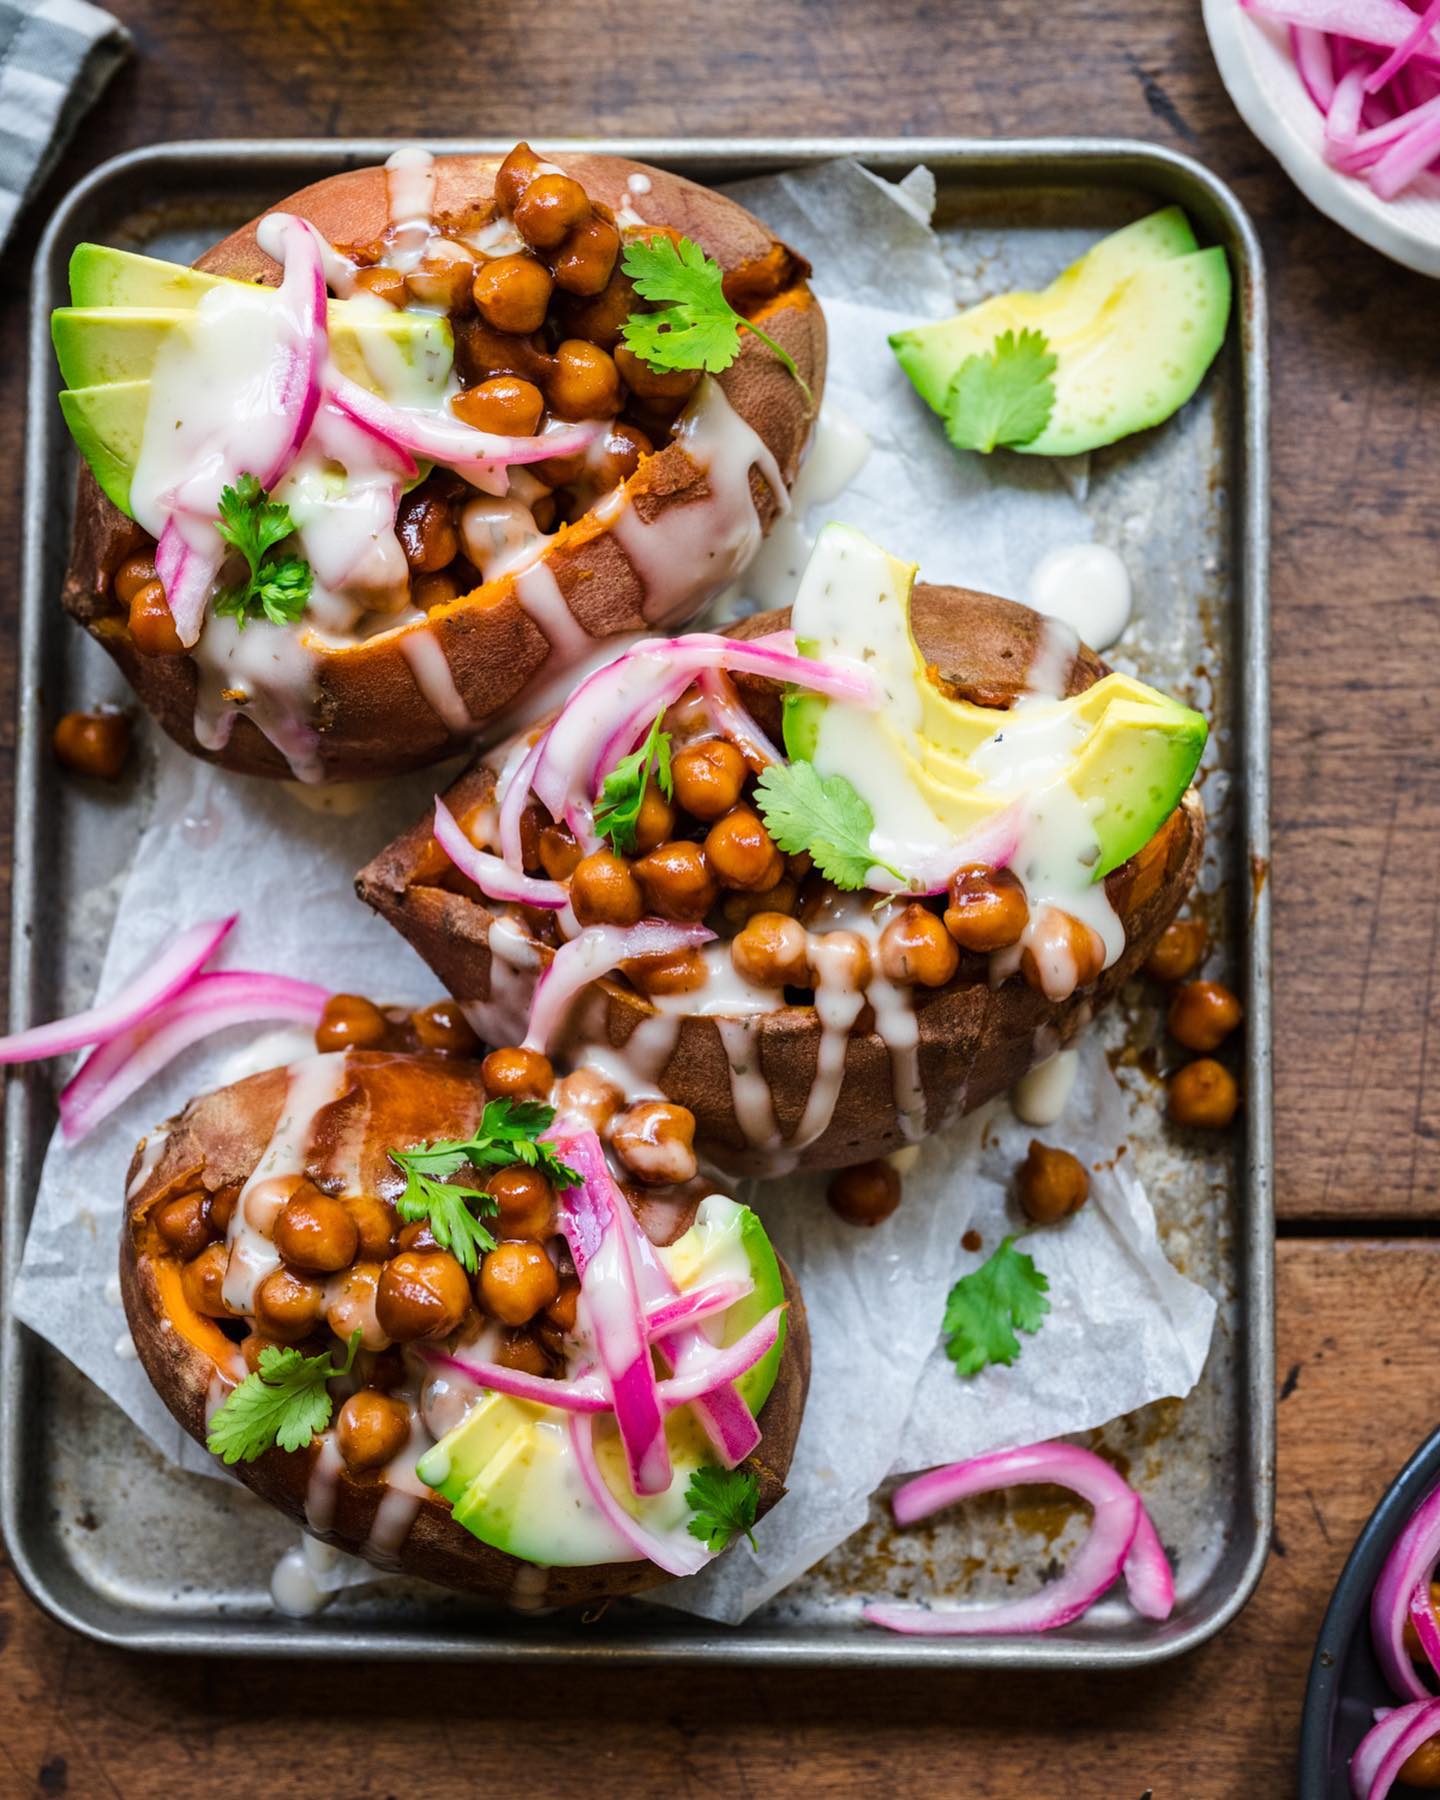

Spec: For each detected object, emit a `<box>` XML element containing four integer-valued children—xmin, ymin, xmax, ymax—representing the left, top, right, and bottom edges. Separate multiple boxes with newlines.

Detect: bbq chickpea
<box><xmin>315</xmin><ymin>992</ymin><xmax>389</xmax><ymax>1053</ymax></box>
<box><xmin>241</xmin><ymin>1331</ymin><xmax>281</xmax><ymax>1373</ymax></box>
<box><xmin>671</xmin><ymin>737</ymin><xmax>747</xmax><ymax>820</ymax></box>
<box><xmin>485</xmin><ymin>1164</ymin><xmax>555</xmax><ymax>1239</ymax></box>
<box><xmin>53</xmin><ymin>710</ymin><xmax>130</xmax><ymax>781</ymax></box>
<box><xmin>588</xmin><ymin>421</ymin><xmax>654</xmax><ymax>492</ymax></box>
<box><xmin>180</xmin><ymin>1241</ymin><xmax>233</xmax><ymax>1318</ymax></box>
<box><xmin>495</xmin><ymin>141</ymin><xmax>542</xmax><ymax>212</ymax></box>
<box><xmin>396</xmin><ymin>1221</ymin><xmax>442</xmax><ymax>1253</ymax></box>
<box><xmin>397</xmin><ymin>491</ymin><xmax>459</xmax><ymax>573</ymax></box>
<box><xmin>1021</xmin><ymin>910</ymin><xmax>1105</xmax><ymax>999</ymax></box>
<box><xmin>405</xmin><ymin>249</ymin><xmax>478</xmax><ymax>313</ymax></box>
<box><xmin>1399</xmin><ymin>1740</ymin><xmax>1440</xmax><ymax>1789</ymax></box>
<box><xmin>472</xmin><ymin>253</ymin><xmax>554</xmax><ymax>334</ymax></box>
<box><xmin>827</xmin><ymin>1160</ymin><xmax>901</xmax><ymax>1228</ymax></box>
<box><xmin>547</xmin><ymin>340</ymin><xmax>622</xmax><ymax>419</ymax></box>
<box><xmin>1144</xmin><ymin>917</ymin><xmax>1207</xmax><ymax>984</ymax></box>
<box><xmin>1168</xmin><ymin>1058</ymin><xmax>1239</xmax><ymax>1129</ymax></box>
<box><xmin>353</xmin><ymin>264</ymin><xmax>408</xmax><ymax>307</ymax></box>
<box><xmin>945</xmin><ymin>865</ymin><xmax>1029</xmax><ymax>952</ymax></box>
<box><xmin>614</xmin><ymin>343</ymin><xmax>703</xmax><ymax>402</ymax></box>
<box><xmin>552</xmin><ymin>211</ymin><xmax>621</xmax><ymax>295</ymax></box>
<box><xmin>722</xmin><ymin>877</ymin><xmax>799</xmax><ymax>931</ymax></box>
<box><xmin>342</xmin><ymin>1194</ymin><xmax>399</xmax><ymax>1261</ymax></box>
<box><xmin>705</xmin><ymin>807</ymin><xmax>785</xmax><ymax>892</ymax></box>
<box><xmin>412</xmin><ymin>571</ymin><xmax>460</xmax><ymax>610</ymax></box>
<box><xmin>497</xmin><ymin>1329</ymin><xmax>552</xmax><ymax>1376</ymax></box>
<box><xmin>481</xmin><ymin>1046</ymin><xmax>554</xmax><ymax>1103</ymax></box>
<box><xmin>609</xmin><ymin>1101</ymin><xmax>698</xmax><ymax>1185</ymax></box>
<box><xmin>113</xmin><ymin>551</ymin><xmax>158</xmax><ymax>604</ymax></box>
<box><xmin>336</xmin><ymin>1389</ymin><xmax>411</xmax><ymax>1472</ymax></box>
<box><xmin>410</xmin><ymin>999</ymin><xmax>480</xmax><ymax>1055</ymax></box>
<box><xmin>513</xmin><ymin>173</ymin><xmax>591</xmax><ymax>248</ymax></box>
<box><xmin>326</xmin><ymin>1261</ymin><xmax>391</xmax><ymax>1350</ymax></box>
<box><xmin>624</xmin><ymin>947</ymin><xmax>708</xmax><ymax>996</ymax></box>
<box><xmin>450</xmin><ymin>374</ymin><xmax>545</xmax><ymax>437</ymax></box>
<box><xmin>128</xmin><ymin>580</ymin><xmax>186</xmax><ymax>656</ymax></box>
<box><xmin>570</xmin><ymin>849</ymin><xmax>645</xmax><ymax>926</ymax></box>
<box><xmin>732</xmin><ymin>911</ymin><xmax>811</xmax><ymax>988</ymax></box>
<box><xmin>1405</xmin><ymin>1583</ymin><xmax>1440</xmax><ymax>1659</ymax></box>
<box><xmin>633</xmin><ymin>780</ymin><xmax>676</xmax><ymax>854</ymax></box>
<box><xmin>1017</xmin><ymin>1140</ymin><xmax>1089</xmax><ymax>1224</ymax></box>
<box><xmin>546</xmin><ymin>1276</ymin><xmax>581</xmax><ymax>1334</ymax></box>
<box><xmin>635</xmin><ymin>840</ymin><xmax>718</xmax><ymax>921</ymax></box>
<box><xmin>810</xmin><ymin>929</ymin><xmax>872</xmax><ymax>993</ymax></box>
<box><xmin>152</xmin><ymin>1190</ymin><xmax>211</xmax><ymax>1260</ymax></box>
<box><xmin>879</xmin><ymin>904</ymin><xmax>960</xmax><ymax>989</ymax></box>
<box><xmin>208</xmin><ymin>1183</ymin><xmax>239</xmax><ymax>1235</ymax></box>
<box><xmin>538</xmin><ymin>822</ymin><xmax>583</xmax><ymax>882</ymax></box>
<box><xmin>254</xmin><ymin>1267</ymin><xmax>326</xmax><ymax>1342</ymax></box>
<box><xmin>479</xmin><ymin>1240</ymin><xmax>560</xmax><ymax>1325</ymax></box>
<box><xmin>1168</xmin><ymin>980</ymin><xmax>1242</xmax><ymax>1054</ymax></box>
<box><xmin>273</xmin><ymin>1187</ymin><xmax>359</xmax><ymax>1274</ymax></box>
<box><xmin>375</xmin><ymin>1250</ymin><xmax>471</xmax><ymax>1342</ymax></box>
<box><xmin>552</xmin><ymin>1071</ymin><xmax>622</xmax><ymax>1137</ymax></box>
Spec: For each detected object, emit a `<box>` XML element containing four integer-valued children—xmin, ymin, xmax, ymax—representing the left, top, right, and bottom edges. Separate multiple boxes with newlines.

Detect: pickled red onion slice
<box><xmin>433</xmin><ymin>797</ymin><xmax>567</xmax><ymax>910</ymax></box>
<box><xmin>1372</xmin><ymin>1475</ymin><xmax>1440</xmax><ymax>1700</ymax></box>
<box><xmin>1351</xmin><ymin>1698</ymin><xmax>1440</xmax><ymax>1799</ymax></box>
<box><xmin>522</xmin><ymin>920</ymin><xmax>714</xmax><ymax>1054</ymax></box>
<box><xmin>570</xmin><ymin>1408</ymin><xmax>712</xmax><ymax>1577</ymax></box>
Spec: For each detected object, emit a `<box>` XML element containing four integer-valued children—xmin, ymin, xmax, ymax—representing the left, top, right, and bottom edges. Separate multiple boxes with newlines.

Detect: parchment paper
<box><xmin>13</xmin><ymin>159</ymin><xmax>1216</xmax><ymax>1619</ymax></box>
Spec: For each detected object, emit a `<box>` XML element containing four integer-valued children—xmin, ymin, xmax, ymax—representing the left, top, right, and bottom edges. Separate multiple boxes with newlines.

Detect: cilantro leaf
<box><xmin>942</xmin><ymin>1236</ymin><xmax>1051</xmax><ymax>1376</ymax></box>
<box><xmin>595</xmin><ymin>710</ymin><xmax>673</xmax><ymax>854</ymax></box>
<box><xmin>206</xmin><ymin>1329</ymin><xmax>362</xmax><ymax>1465</ymax></box>
<box><xmin>212</xmin><ymin>472</ymin><xmax>313</xmax><ymax>628</ymax></box>
<box><xmin>619</xmin><ymin>235</ymin><xmax>812</xmax><ymax>403</ymax></box>
<box><xmin>388</xmin><ymin>1098</ymin><xmax>582</xmax><ymax>1273</ymax></box>
<box><xmin>685</xmin><ymin>1464</ymin><xmax>760</xmax><ymax>1553</ymax></box>
<box><xmin>943</xmin><ymin>328</ymin><xmax>1057</xmax><ymax>455</ymax></box>
<box><xmin>753</xmin><ymin>760</ymin><xmax>901</xmax><ymax>892</ymax></box>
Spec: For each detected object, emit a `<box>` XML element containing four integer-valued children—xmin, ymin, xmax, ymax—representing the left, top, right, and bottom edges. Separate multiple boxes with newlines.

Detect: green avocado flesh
<box><xmin>888</xmin><ymin>207</ymin><xmax>1231</xmax><ymax>457</ymax></box>
<box><xmin>53</xmin><ymin>244</ymin><xmax>455</xmax><ymax>520</ymax></box>
<box><xmin>414</xmin><ymin>1198</ymin><xmax>787</xmax><ymax>1568</ymax></box>
<box><xmin>788</xmin><ymin>523</ymin><xmax>1206</xmax><ymax>881</ymax></box>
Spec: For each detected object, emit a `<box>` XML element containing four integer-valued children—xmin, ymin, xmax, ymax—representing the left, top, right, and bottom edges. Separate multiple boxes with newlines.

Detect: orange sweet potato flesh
<box><xmin>120</xmin><ymin>1050</ymin><xmax>810</xmax><ymax>1603</ymax></box>
<box><xmin>357</xmin><ymin>588</ymin><xmax>1205</xmax><ymax>1174</ymax></box>
<box><xmin>62</xmin><ymin>152</ymin><xmax>825</xmax><ymax>781</ymax></box>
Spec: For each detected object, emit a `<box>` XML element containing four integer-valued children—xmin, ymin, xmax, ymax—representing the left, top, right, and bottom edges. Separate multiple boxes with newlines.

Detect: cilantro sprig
<box><xmin>212</xmin><ymin>472</ymin><xmax>313</xmax><ymax>628</ymax></box>
<box><xmin>388</xmin><ymin>1099</ymin><xmax>582</xmax><ymax>1273</ymax></box>
<box><xmin>686</xmin><ymin>1464</ymin><xmax>760</xmax><ymax>1553</ymax></box>
<box><xmin>942</xmin><ymin>1236</ymin><xmax>1051</xmax><ymax>1376</ymax></box>
<box><xmin>595</xmin><ymin>710</ymin><xmax>673</xmax><ymax>854</ymax></box>
<box><xmin>943</xmin><ymin>328</ymin><xmax>1057</xmax><ymax>455</ymax></box>
<box><xmin>753</xmin><ymin>761</ymin><xmax>901</xmax><ymax>892</ymax></box>
<box><xmin>206</xmin><ymin>1329</ymin><xmax>362</xmax><ymax>1465</ymax></box>
<box><xmin>620</xmin><ymin>236</ymin><xmax>812</xmax><ymax>404</ymax></box>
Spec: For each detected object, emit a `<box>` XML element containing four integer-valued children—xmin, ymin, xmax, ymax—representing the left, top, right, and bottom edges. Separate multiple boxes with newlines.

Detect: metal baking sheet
<box><xmin>2</xmin><ymin>137</ymin><xmax>1271</xmax><ymax>1666</ymax></box>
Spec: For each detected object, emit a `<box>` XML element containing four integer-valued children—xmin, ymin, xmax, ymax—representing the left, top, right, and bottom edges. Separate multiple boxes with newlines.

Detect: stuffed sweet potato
<box><xmin>56</xmin><ymin>143</ymin><xmax>824</xmax><ymax>782</ymax></box>
<box><xmin>121</xmin><ymin>1045</ymin><xmax>809</xmax><ymax>1603</ymax></box>
<box><xmin>359</xmin><ymin>526</ymin><xmax>1206</xmax><ymax>1174</ymax></box>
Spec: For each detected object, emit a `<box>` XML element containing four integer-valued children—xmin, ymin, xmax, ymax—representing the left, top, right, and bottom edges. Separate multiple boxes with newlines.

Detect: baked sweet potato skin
<box><xmin>62</xmin><ymin>152</ymin><xmax>825</xmax><ymax>782</ymax></box>
<box><xmin>120</xmin><ymin>1051</ymin><xmax>810</xmax><ymax>1604</ymax></box>
<box><xmin>357</xmin><ymin>586</ymin><xmax>1205</xmax><ymax>1173</ymax></box>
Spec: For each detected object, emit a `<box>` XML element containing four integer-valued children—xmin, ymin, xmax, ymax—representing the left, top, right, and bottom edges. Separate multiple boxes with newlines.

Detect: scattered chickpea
<box><xmin>315</xmin><ymin>992</ymin><xmax>389</xmax><ymax>1053</ymax></box>
<box><xmin>481</xmin><ymin>1045</ymin><xmax>555</xmax><ymax>1102</ymax></box>
<box><xmin>1016</xmin><ymin>1140</ymin><xmax>1089</xmax><ymax>1225</ymax></box>
<box><xmin>944</xmin><ymin>864</ymin><xmax>1029</xmax><ymax>952</ymax></box>
<box><xmin>1144</xmin><ymin>917</ymin><xmax>1208</xmax><ymax>984</ymax></box>
<box><xmin>878</xmin><ymin>904</ymin><xmax>960</xmax><ymax>988</ymax></box>
<box><xmin>671</xmin><ymin>738</ymin><xmax>747</xmax><ymax>820</ymax></box>
<box><xmin>273</xmin><ymin>1185</ymin><xmax>359</xmax><ymax>1274</ymax></box>
<box><xmin>375</xmin><ymin>1250</ymin><xmax>472</xmax><ymax>1342</ymax></box>
<box><xmin>479</xmin><ymin>1239</ymin><xmax>560</xmax><ymax>1325</ymax></box>
<box><xmin>1168</xmin><ymin>1058</ymin><xmax>1239</xmax><ymax>1129</ymax></box>
<box><xmin>1168</xmin><ymin>980</ymin><xmax>1243</xmax><ymax>1053</ymax></box>
<box><xmin>485</xmin><ymin>1164</ymin><xmax>555</xmax><ymax>1239</ymax></box>
<box><xmin>609</xmin><ymin>1101</ymin><xmax>698</xmax><ymax>1185</ymax></box>
<box><xmin>731</xmin><ymin>911</ymin><xmax>811</xmax><ymax>988</ymax></box>
<box><xmin>52</xmin><ymin>709</ymin><xmax>130</xmax><ymax>780</ymax></box>
<box><xmin>827</xmin><ymin>1160</ymin><xmax>901</xmax><ymax>1227</ymax></box>
<box><xmin>570</xmin><ymin>849</ymin><xmax>645</xmax><ymax>927</ymax></box>
<box><xmin>336</xmin><ymin>1389</ymin><xmax>411</xmax><ymax>1472</ymax></box>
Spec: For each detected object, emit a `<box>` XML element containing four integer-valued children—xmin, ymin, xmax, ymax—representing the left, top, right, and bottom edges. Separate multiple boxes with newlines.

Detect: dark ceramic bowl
<box><xmin>1300</xmin><ymin>1426</ymin><xmax>1440</xmax><ymax>1797</ymax></box>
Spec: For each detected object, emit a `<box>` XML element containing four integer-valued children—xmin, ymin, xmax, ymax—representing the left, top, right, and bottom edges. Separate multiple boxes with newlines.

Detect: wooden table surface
<box><xmin>2</xmin><ymin>1</ymin><xmax>1437</xmax><ymax>1793</ymax></box>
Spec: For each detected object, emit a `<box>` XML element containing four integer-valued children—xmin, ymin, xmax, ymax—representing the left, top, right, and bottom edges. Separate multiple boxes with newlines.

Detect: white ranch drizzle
<box><xmin>513</xmin><ymin>558</ymin><xmax>597</xmax><ymax>667</ymax></box>
<box><xmin>126</xmin><ymin>1129</ymin><xmax>169</xmax><ymax>1200</ymax></box>
<box><xmin>1026</xmin><ymin>543</ymin><xmax>1133</xmax><ymax>652</ymax></box>
<box><xmin>384</xmin><ymin>146</ymin><xmax>438</xmax><ymax>273</ymax></box>
<box><xmin>864</xmin><ymin>969</ymin><xmax>926</xmax><ymax>1141</ymax></box>
<box><xmin>1011</xmin><ymin>1047</ymin><xmax>1080</xmax><ymax>1126</ymax></box>
<box><xmin>727</xmin><ymin>406</ymin><xmax>870</xmax><ymax>612</ymax></box>
<box><xmin>509</xmin><ymin>1563</ymin><xmax>552</xmax><ymax>1613</ymax></box>
<box><xmin>789</xmin><ymin>935</ymin><xmax>869</xmax><ymax>1151</ymax></box>
<box><xmin>271</xmin><ymin>1534</ymin><xmax>346</xmax><ymax>1618</ymax></box>
<box><xmin>592</xmin><ymin>377</ymin><xmax>789</xmax><ymax>625</ymax></box>
<box><xmin>365</xmin><ymin>1408</ymin><xmax>433</xmax><ymax>1564</ymax></box>
<box><xmin>305</xmin><ymin>1431</ymin><xmax>345</xmax><ymax>1534</ymax></box>
<box><xmin>458</xmin><ymin>911</ymin><xmax>542</xmax><ymax>1047</ymax></box>
<box><xmin>714</xmin><ymin>1016</ymin><xmax>782</xmax><ymax>1152</ymax></box>
<box><xmin>221</xmin><ymin>1052</ymin><xmax>351</xmax><ymax>1314</ymax></box>
<box><xmin>399</xmin><ymin>627</ymin><xmax>475</xmax><ymax>736</ymax></box>
<box><xmin>193</xmin><ymin>613</ymin><xmax>326</xmax><ymax>784</ymax></box>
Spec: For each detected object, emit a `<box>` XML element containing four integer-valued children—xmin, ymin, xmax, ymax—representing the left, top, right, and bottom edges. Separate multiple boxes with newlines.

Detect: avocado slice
<box><xmin>890</xmin><ymin>207</ymin><xmax>1199</xmax><ymax>414</ymax></box>
<box><xmin>52</xmin><ymin>305</ymin><xmax>454</xmax><ymax>397</ymax></box>
<box><xmin>58</xmin><ymin>381</ymin><xmax>148</xmax><ymax>514</ymax></box>
<box><xmin>787</xmin><ymin>524</ymin><xmax>1206</xmax><ymax>881</ymax></box>
<box><xmin>890</xmin><ymin>208</ymin><xmax>1230</xmax><ymax>458</ymax></box>
<box><xmin>68</xmin><ymin>243</ymin><xmax>236</xmax><ymax>310</ymax></box>
<box><xmin>416</xmin><ymin>1196</ymin><xmax>787</xmax><ymax>1568</ymax></box>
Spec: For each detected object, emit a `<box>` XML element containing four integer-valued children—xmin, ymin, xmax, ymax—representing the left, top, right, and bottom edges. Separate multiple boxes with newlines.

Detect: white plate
<box><xmin>1204</xmin><ymin>0</ymin><xmax>1440</xmax><ymax>277</ymax></box>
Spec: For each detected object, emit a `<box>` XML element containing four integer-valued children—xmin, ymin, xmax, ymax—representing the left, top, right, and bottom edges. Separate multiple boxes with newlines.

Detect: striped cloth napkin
<box><xmin>0</xmin><ymin>0</ymin><xmax>128</xmax><ymax>248</ymax></box>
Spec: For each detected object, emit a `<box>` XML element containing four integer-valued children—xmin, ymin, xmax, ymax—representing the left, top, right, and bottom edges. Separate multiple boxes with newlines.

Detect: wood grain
<box><xmin>0</xmin><ymin>1240</ymin><xmax>1419</xmax><ymax>1797</ymax></box>
<box><xmin>0</xmin><ymin>0</ymin><xmax>1438</xmax><ymax>1792</ymax></box>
